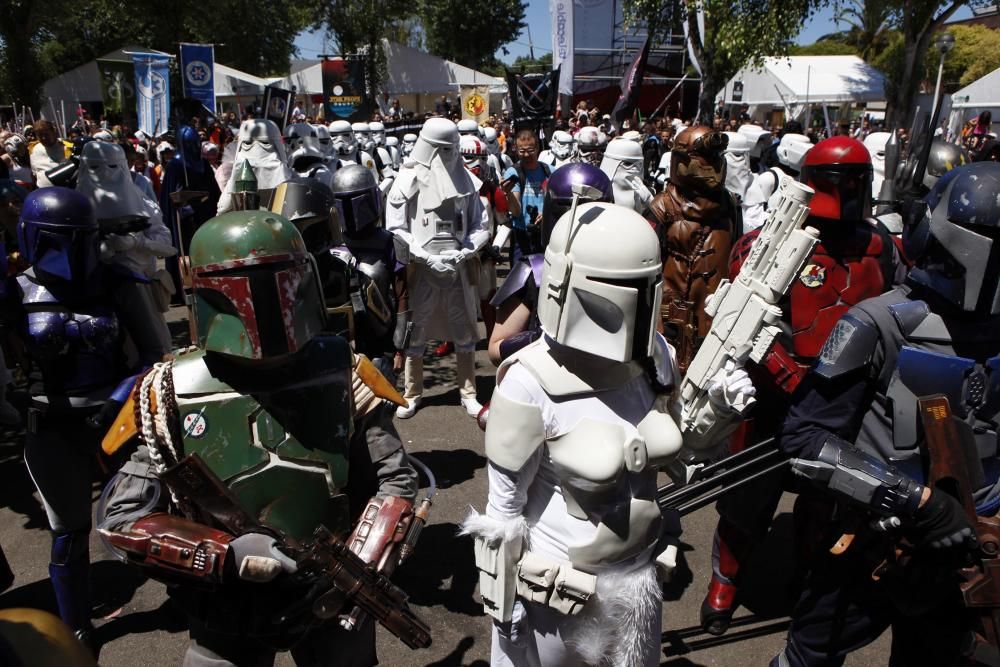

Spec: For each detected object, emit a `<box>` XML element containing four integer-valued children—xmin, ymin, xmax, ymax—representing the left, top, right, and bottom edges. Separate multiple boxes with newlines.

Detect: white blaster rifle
<box><xmin>680</xmin><ymin>175</ymin><xmax>818</xmax><ymax>439</ymax></box>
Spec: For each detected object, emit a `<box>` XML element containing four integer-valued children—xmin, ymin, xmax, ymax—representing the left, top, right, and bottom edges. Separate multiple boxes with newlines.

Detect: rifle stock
<box><xmin>919</xmin><ymin>395</ymin><xmax>1000</xmax><ymax>659</ymax></box>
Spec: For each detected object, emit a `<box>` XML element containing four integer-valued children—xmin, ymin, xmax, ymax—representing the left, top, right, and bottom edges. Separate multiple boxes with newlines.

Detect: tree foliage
<box><xmin>622</xmin><ymin>0</ymin><xmax>825</xmax><ymax>122</ymax></box>
<box><xmin>420</xmin><ymin>0</ymin><xmax>527</xmax><ymax>71</ymax></box>
<box><xmin>0</xmin><ymin>0</ymin><xmax>311</xmax><ymax>109</ymax></box>
<box><xmin>833</xmin><ymin>0</ymin><xmax>895</xmax><ymax>59</ymax></box>
<box><xmin>790</xmin><ymin>39</ymin><xmax>860</xmax><ymax>56</ymax></box>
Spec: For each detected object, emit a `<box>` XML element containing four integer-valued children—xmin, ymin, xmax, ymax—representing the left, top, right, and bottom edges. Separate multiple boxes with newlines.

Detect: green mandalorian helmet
<box><xmin>190</xmin><ymin>210</ymin><xmax>326</xmax><ymax>359</ymax></box>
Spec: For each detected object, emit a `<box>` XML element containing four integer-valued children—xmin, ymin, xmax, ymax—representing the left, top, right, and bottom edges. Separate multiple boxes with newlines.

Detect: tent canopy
<box><xmin>947</xmin><ymin>66</ymin><xmax>1000</xmax><ymax>138</ymax></box>
<box><xmin>718</xmin><ymin>56</ymin><xmax>887</xmax><ymax>107</ymax></box>
<box><xmin>276</xmin><ymin>41</ymin><xmax>505</xmax><ymax>97</ymax></box>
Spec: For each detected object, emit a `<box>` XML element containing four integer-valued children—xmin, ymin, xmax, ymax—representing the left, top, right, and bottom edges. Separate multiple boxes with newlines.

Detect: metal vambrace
<box><xmin>789</xmin><ymin>440</ymin><xmax>925</xmax><ymax>518</ymax></box>
<box><xmin>97</xmin><ymin>512</ymin><xmax>233</xmax><ymax>582</ymax></box>
<box><xmin>393</xmin><ymin>310</ymin><xmax>412</xmax><ymax>351</ymax></box>
<box><xmin>346</xmin><ymin>496</ymin><xmax>415</xmax><ymax>574</ymax></box>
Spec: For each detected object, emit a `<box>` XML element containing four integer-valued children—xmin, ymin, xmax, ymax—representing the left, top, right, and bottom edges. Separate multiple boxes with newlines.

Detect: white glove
<box><xmin>427</xmin><ymin>256</ymin><xmax>454</xmax><ymax>276</ymax></box>
<box><xmin>229</xmin><ymin>533</ymin><xmax>297</xmax><ymax>582</ymax></box>
<box><xmin>706</xmin><ymin>359</ymin><xmax>755</xmax><ymax>414</ymax></box>
<box><xmin>442</xmin><ymin>248</ymin><xmax>472</xmax><ymax>268</ymax></box>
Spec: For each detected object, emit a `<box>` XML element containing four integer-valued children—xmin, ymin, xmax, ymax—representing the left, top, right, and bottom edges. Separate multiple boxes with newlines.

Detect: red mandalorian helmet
<box><xmin>799</xmin><ymin>136</ymin><xmax>873</xmax><ymax>223</ymax></box>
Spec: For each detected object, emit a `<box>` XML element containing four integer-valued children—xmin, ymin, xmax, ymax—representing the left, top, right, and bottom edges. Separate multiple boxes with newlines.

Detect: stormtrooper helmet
<box><xmin>537</xmin><ymin>202</ymin><xmax>662</xmax><ymax>363</ymax></box>
<box><xmin>550</xmin><ymin>131</ymin><xmax>576</xmax><ymax>161</ymax></box>
<box><xmin>329</xmin><ymin>120</ymin><xmax>357</xmax><ymax>157</ymax></box>
<box><xmin>351</xmin><ymin>122</ymin><xmax>373</xmax><ymax>153</ymax></box>
<box><xmin>369</xmin><ymin>121</ymin><xmax>386</xmax><ymax>146</ymax></box>
<box><xmin>401</xmin><ymin>133</ymin><xmax>418</xmax><ymax>157</ymax></box>
<box><xmin>284</xmin><ymin>123</ymin><xmax>324</xmax><ymax>166</ymax></box>
<box><xmin>457</xmin><ymin>119</ymin><xmax>480</xmax><ymax>137</ymax></box>
<box><xmin>576</xmin><ymin>126</ymin><xmax>604</xmax><ymax>161</ymax></box>
<box><xmin>314</xmin><ymin>125</ymin><xmax>334</xmax><ymax>158</ymax></box>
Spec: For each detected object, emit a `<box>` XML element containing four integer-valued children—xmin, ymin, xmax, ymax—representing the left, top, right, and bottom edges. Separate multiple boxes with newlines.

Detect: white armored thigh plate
<box><xmin>567</xmin><ymin>497</ymin><xmax>662</xmax><ymax>571</ymax></box>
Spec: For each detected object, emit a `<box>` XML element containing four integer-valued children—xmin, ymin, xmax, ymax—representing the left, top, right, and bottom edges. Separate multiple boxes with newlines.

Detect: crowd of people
<box><xmin>0</xmin><ymin>90</ymin><xmax>996</xmax><ymax>667</ymax></box>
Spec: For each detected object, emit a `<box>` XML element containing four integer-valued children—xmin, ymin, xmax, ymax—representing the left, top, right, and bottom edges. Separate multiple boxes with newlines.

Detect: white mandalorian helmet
<box><xmin>351</xmin><ymin>122</ymin><xmax>373</xmax><ymax>152</ymax></box>
<box><xmin>738</xmin><ymin>124</ymin><xmax>771</xmax><ymax>159</ymax></box>
<box><xmin>863</xmin><ymin>131</ymin><xmax>891</xmax><ymax>192</ymax></box>
<box><xmin>314</xmin><ymin>125</ymin><xmax>334</xmax><ymax>157</ymax></box>
<box><xmin>457</xmin><ymin>119</ymin><xmax>480</xmax><ymax>136</ymax></box>
<box><xmin>411</xmin><ymin>117</ymin><xmax>460</xmax><ymax>168</ymax></box>
<box><xmin>329</xmin><ymin>120</ymin><xmax>357</xmax><ymax>157</ymax></box>
<box><xmin>776</xmin><ymin>133</ymin><xmax>813</xmax><ymax>172</ymax></box>
<box><xmin>369</xmin><ymin>121</ymin><xmax>386</xmax><ymax>146</ymax></box>
<box><xmin>401</xmin><ymin>133</ymin><xmax>418</xmax><ymax>157</ymax></box>
<box><xmin>550</xmin><ymin>131</ymin><xmax>576</xmax><ymax>160</ymax></box>
<box><xmin>537</xmin><ymin>202</ymin><xmax>663</xmax><ymax>363</ymax></box>
<box><xmin>284</xmin><ymin>123</ymin><xmax>325</xmax><ymax>166</ymax></box>
<box><xmin>481</xmin><ymin>127</ymin><xmax>501</xmax><ymax>156</ymax></box>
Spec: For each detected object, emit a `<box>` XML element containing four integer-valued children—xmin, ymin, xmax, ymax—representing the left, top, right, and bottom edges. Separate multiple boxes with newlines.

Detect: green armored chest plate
<box><xmin>170</xmin><ymin>338</ymin><xmax>354</xmax><ymax>540</ymax></box>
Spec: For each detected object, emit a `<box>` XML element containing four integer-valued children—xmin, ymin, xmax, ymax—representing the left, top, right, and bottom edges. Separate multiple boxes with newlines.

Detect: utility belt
<box><xmin>514</xmin><ymin>551</ymin><xmax>597</xmax><ymax>616</ymax></box>
<box><xmin>27</xmin><ymin>394</ymin><xmax>105</xmax><ymax>434</ymax></box>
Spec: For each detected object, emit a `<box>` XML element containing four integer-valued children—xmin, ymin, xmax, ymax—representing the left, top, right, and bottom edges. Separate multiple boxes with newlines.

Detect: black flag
<box><xmin>610</xmin><ymin>36</ymin><xmax>650</xmax><ymax>132</ymax></box>
<box><xmin>262</xmin><ymin>85</ymin><xmax>294</xmax><ymax>131</ymax></box>
<box><xmin>505</xmin><ymin>66</ymin><xmax>561</xmax><ymax>129</ymax></box>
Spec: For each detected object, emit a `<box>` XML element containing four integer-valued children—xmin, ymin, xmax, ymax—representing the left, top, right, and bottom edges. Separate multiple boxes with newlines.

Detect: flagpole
<box><xmin>650</xmin><ymin>75</ymin><xmax>689</xmax><ymax>119</ymax></box>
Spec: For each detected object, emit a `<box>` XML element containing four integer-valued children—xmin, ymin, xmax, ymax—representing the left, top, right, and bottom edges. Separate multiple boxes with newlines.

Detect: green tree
<box><xmin>623</xmin><ymin>0</ymin><xmax>825</xmax><ymax>123</ymax></box>
<box><xmin>310</xmin><ymin>0</ymin><xmax>417</xmax><ymax>99</ymax></box>
<box><xmin>420</xmin><ymin>0</ymin><xmax>527</xmax><ymax>71</ymax></box>
<box><xmin>1</xmin><ymin>0</ymin><xmax>312</xmax><ymax>109</ymax></box>
<box><xmin>833</xmin><ymin>0</ymin><xmax>894</xmax><ymax>59</ymax></box>
<box><xmin>790</xmin><ymin>39</ymin><xmax>860</xmax><ymax>56</ymax></box>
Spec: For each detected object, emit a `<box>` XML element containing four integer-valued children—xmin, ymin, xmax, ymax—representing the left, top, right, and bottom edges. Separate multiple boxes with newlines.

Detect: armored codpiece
<box><xmin>679</xmin><ymin>175</ymin><xmax>818</xmax><ymax>441</ymax></box>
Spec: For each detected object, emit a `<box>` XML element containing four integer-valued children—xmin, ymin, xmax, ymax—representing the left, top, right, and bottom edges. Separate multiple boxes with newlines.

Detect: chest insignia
<box><xmin>799</xmin><ymin>264</ymin><xmax>826</xmax><ymax>288</ymax></box>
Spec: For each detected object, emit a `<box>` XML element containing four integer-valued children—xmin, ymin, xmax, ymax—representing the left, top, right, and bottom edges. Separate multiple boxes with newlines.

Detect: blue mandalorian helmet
<box><xmin>906</xmin><ymin>161</ymin><xmax>1000</xmax><ymax>315</ymax></box>
<box><xmin>178</xmin><ymin>125</ymin><xmax>204</xmax><ymax>174</ymax></box>
<box><xmin>17</xmin><ymin>187</ymin><xmax>100</xmax><ymax>285</ymax></box>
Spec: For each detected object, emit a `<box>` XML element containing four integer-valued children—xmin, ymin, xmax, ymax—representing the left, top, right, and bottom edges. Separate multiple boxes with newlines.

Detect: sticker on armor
<box><xmin>819</xmin><ymin>319</ymin><xmax>856</xmax><ymax>366</ymax></box>
<box><xmin>799</xmin><ymin>264</ymin><xmax>826</xmax><ymax>288</ymax></box>
<box><xmin>183</xmin><ymin>411</ymin><xmax>208</xmax><ymax>438</ymax></box>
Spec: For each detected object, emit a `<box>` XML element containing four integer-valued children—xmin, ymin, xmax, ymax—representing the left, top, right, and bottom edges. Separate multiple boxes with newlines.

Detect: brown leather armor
<box><xmin>649</xmin><ymin>182</ymin><xmax>737</xmax><ymax>372</ymax></box>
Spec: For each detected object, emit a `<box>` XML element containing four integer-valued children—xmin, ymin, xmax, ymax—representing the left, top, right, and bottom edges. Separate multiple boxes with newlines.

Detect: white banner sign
<box><xmin>550</xmin><ymin>0</ymin><xmax>574</xmax><ymax>96</ymax></box>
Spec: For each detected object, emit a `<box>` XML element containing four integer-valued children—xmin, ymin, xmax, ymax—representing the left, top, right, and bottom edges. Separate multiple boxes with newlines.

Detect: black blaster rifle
<box><xmin>161</xmin><ymin>454</ymin><xmax>432</xmax><ymax>650</ymax></box>
<box><xmin>919</xmin><ymin>395</ymin><xmax>1000</xmax><ymax>665</ymax></box>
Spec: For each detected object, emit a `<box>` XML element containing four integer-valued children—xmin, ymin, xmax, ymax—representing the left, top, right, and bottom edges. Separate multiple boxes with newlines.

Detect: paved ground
<box><xmin>0</xmin><ymin>309</ymin><xmax>890</xmax><ymax>665</ymax></box>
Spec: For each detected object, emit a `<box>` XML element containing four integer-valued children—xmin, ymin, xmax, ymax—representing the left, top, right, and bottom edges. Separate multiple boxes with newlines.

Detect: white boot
<box><xmin>456</xmin><ymin>350</ymin><xmax>481</xmax><ymax>417</ymax></box>
<box><xmin>396</xmin><ymin>356</ymin><xmax>424</xmax><ymax>419</ymax></box>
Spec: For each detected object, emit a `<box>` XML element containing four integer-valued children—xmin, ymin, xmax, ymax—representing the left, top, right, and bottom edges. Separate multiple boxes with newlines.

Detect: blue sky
<box><xmin>294</xmin><ymin>3</ymin><xmax>975</xmax><ymax>64</ymax></box>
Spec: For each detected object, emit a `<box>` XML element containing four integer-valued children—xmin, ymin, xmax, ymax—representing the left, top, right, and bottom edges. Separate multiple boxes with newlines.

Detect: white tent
<box><xmin>40</xmin><ymin>47</ymin><xmax>271</xmax><ymax>113</ymax></box>
<box><xmin>717</xmin><ymin>56</ymin><xmax>887</xmax><ymax>123</ymax></box>
<box><xmin>276</xmin><ymin>41</ymin><xmax>506</xmax><ymax>117</ymax></box>
<box><xmin>947</xmin><ymin>67</ymin><xmax>1000</xmax><ymax>140</ymax></box>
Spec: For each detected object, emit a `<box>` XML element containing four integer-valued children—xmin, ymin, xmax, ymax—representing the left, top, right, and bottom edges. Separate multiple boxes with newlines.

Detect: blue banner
<box><xmin>179</xmin><ymin>43</ymin><xmax>216</xmax><ymax>113</ymax></box>
<box><xmin>133</xmin><ymin>53</ymin><xmax>171</xmax><ymax>137</ymax></box>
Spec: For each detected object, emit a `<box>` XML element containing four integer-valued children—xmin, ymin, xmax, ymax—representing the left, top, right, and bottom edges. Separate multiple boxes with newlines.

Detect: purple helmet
<box><xmin>18</xmin><ymin>187</ymin><xmax>100</xmax><ymax>285</ymax></box>
<box><xmin>540</xmin><ymin>163</ymin><xmax>613</xmax><ymax>249</ymax></box>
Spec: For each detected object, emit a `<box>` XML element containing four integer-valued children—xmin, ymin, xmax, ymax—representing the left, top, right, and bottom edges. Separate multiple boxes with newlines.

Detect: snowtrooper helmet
<box><xmin>723</xmin><ymin>132</ymin><xmax>753</xmax><ymax>199</ymax></box>
<box><xmin>401</xmin><ymin>133</ymin><xmax>418</xmax><ymax>157</ymax></box>
<box><xmin>369</xmin><ymin>121</ymin><xmax>386</xmax><ymax>146</ymax></box>
<box><xmin>481</xmin><ymin>127</ymin><xmax>501</xmax><ymax>155</ymax></box>
<box><xmin>550</xmin><ymin>131</ymin><xmax>576</xmax><ymax>161</ymax></box>
<box><xmin>457</xmin><ymin>119</ymin><xmax>480</xmax><ymax>136</ymax></box>
<box><xmin>329</xmin><ymin>120</ymin><xmax>357</xmax><ymax>157</ymax></box>
<box><xmin>600</xmin><ymin>138</ymin><xmax>644</xmax><ymax>183</ymax></box>
<box><xmin>738</xmin><ymin>124</ymin><xmax>771</xmax><ymax>159</ymax></box>
<box><xmin>776</xmin><ymin>133</ymin><xmax>813</xmax><ymax>173</ymax></box>
<box><xmin>537</xmin><ymin>202</ymin><xmax>662</xmax><ymax>363</ymax></box>
<box><xmin>906</xmin><ymin>162</ymin><xmax>1000</xmax><ymax>315</ymax></box>
<box><xmin>411</xmin><ymin>117</ymin><xmax>459</xmax><ymax>169</ymax></box>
